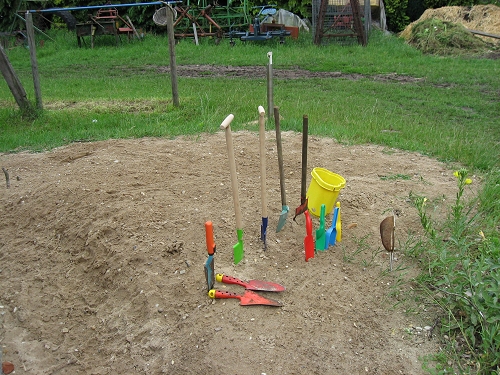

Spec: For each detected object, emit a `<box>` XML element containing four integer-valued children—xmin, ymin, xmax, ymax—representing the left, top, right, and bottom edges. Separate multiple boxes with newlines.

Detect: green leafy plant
<box><xmin>380</xmin><ymin>173</ymin><xmax>412</xmax><ymax>181</ymax></box>
<box><xmin>409</xmin><ymin>169</ymin><xmax>500</xmax><ymax>374</ymax></box>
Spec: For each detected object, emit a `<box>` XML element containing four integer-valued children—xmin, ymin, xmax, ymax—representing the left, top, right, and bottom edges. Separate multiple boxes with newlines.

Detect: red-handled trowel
<box><xmin>208</xmin><ymin>289</ymin><xmax>282</xmax><ymax>307</ymax></box>
<box><xmin>216</xmin><ymin>273</ymin><xmax>285</xmax><ymax>292</ymax></box>
<box><xmin>204</xmin><ymin>221</ymin><xmax>216</xmax><ymax>291</ymax></box>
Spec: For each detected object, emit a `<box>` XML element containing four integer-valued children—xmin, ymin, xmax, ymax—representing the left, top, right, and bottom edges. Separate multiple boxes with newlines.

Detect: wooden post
<box><xmin>126</xmin><ymin>16</ymin><xmax>141</xmax><ymax>40</ymax></box>
<box><xmin>166</xmin><ymin>5</ymin><xmax>179</xmax><ymax>107</ymax></box>
<box><xmin>266</xmin><ymin>51</ymin><xmax>273</xmax><ymax>121</ymax></box>
<box><xmin>0</xmin><ymin>44</ymin><xmax>34</xmax><ymax>113</ymax></box>
<box><xmin>350</xmin><ymin>0</ymin><xmax>366</xmax><ymax>46</ymax></box>
<box><xmin>314</xmin><ymin>0</ymin><xmax>328</xmax><ymax>45</ymax></box>
<box><xmin>364</xmin><ymin>0</ymin><xmax>371</xmax><ymax>40</ymax></box>
<box><xmin>26</xmin><ymin>12</ymin><xmax>43</xmax><ymax>110</ymax></box>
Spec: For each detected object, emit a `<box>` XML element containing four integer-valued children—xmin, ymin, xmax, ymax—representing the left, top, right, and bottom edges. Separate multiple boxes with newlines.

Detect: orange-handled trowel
<box><xmin>204</xmin><ymin>221</ymin><xmax>216</xmax><ymax>290</ymax></box>
<box><xmin>215</xmin><ymin>273</ymin><xmax>285</xmax><ymax>292</ymax></box>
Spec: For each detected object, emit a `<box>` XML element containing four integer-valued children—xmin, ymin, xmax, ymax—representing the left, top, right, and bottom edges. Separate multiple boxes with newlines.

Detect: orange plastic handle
<box><xmin>205</xmin><ymin>221</ymin><xmax>216</xmax><ymax>256</ymax></box>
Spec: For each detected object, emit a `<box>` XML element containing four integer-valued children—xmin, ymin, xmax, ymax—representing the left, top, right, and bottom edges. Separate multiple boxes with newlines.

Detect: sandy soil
<box><xmin>0</xmin><ymin>127</ymin><xmax>471</xmax><ymax>374</ymax></box>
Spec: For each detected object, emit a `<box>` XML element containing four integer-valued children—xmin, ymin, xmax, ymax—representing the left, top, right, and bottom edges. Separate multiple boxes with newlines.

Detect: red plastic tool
<box><xmin>208</xmin><ymin>289</ymin><xmax>282</xmax><ymax>306</ymax></box>
<box><xmin>216</xmin><ymin>273</ymin><xmax>285</xmax><ymax>292</ymax></box>
<box><xmin>304</xmin><ymin>210</ymin><xmax>315</xmax><ymax>261</ymax></box>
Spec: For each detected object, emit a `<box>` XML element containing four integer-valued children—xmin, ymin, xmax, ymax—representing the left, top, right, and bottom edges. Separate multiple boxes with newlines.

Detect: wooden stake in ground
<box><xmin>26</xmin><ymin>11</ymin><xmax>43</xmax><ymax>110</ymax></box>
<box><xmin>2</xmin><ymin>167</ymin><xmax>10</xmax><ymax>189</ymax></box>
<box><xmin>380</xmin><ymin>215</ymin><xmax>395</xmax><ymax>270</ymax></box>
<box><xmin>165</xmin><ymin>5</ymin><xmax>179</xmax><ymax>107</ymax></box>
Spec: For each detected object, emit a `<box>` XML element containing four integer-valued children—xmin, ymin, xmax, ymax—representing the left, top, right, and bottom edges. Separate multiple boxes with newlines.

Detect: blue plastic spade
<box><xmin>324</xmin><ymin>205</ymin><xmax>340</xmax><ymax>249</ymax></box>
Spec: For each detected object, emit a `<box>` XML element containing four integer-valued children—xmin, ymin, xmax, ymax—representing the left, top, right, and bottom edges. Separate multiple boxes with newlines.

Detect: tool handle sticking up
<box><xmin>205</xmin><ymin>221</ymin><xmax>216</xmax><ymax>256</ymax></box>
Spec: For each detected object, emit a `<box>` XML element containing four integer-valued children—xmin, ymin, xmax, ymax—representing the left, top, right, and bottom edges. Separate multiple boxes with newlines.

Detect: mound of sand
<box><xmin>1</xmin><ymin>133</ymin><xmax>461</xmax><ymax>374</ymax></box>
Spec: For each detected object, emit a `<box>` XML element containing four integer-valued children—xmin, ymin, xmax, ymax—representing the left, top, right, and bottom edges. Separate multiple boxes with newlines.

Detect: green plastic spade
<box><xmin>220</xmin><ymin>114</ymin><xmax>245</xmax><ymax>264</ymax></box>
<box><xmin>315</xmin><ymin>204</ymin><xmax>326</xmax><ymax>251</ymax></box>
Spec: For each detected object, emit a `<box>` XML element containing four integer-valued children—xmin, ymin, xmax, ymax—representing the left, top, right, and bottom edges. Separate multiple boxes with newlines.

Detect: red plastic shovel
<box><xmin>216</xmin><ymin>273</ymin><xmax>285</xmax><ymax>292</ymax></box>
<box><xmin>304</xmin><ymin>210</ymin><xmax>315</xmax><ymax>261</ymax></box>
<box><xmin>208</xmin><ymin>289</ymin><xmax>282</xmax><ymax>306</ymax></box>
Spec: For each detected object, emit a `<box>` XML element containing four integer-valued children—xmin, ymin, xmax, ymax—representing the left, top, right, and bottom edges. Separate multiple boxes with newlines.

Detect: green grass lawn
<box><xmin>1</xmin><ymin>31</ymin><xmax>499</xmax><ymax>171</ymax></box>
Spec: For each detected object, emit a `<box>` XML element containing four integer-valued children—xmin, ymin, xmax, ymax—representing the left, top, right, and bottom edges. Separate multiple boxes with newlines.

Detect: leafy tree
<box><xmin>384</xmin><ymin>0</ymin><xmax>410</xmax><ymax>32</ymax></box>
<box><xmin>0</xmin><ymin>0</ymin><xmax>21</xmax><ymax>32</ymax></box>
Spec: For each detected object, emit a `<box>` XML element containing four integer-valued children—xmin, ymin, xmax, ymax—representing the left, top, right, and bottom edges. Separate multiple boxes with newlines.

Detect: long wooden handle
<box><xmin>301</xmin><ymin>115</ymin><xmax>308</xmax><ymax>202</ymax></box>
<box><xmin>258</xmin><ymin>106</ymin><xmax>267</xmax><ymax>218</ymax></box>
<box><xmin>220</xmin><ymin>114</ymin><xmax>234</xmax><ymax>130</ymax></box>
<box><xmin>221</xmin><ymin>115</ymin><xmax>243</xmax><ymax>230</ymax></box>
<box><xmin>274</xmin><ymin>106</ymin><xmax>286</xmax><ymax>206</ymax></box>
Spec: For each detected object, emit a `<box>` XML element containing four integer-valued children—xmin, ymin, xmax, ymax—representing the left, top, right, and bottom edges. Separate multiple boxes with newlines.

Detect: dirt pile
<box><xmin>401</xmin><ymin>5</ymin><xmax>500</xmax><ymax>46</ymax></box>
<box><xmin>0</xmin><ymin>132</ymin><xmax>472</xmax><ymax>374</ymax></box>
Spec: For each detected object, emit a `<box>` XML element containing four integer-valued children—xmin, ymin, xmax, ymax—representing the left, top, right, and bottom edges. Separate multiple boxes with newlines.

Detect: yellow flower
<box><xmin>465</xmin><ymin>178</ymin><xmax>472</xmax><ymax>185</ymax></box>
<box><xmin>453</xmin><ymin>171</ymin><xmax>459</xmax><ymax>178</ymax></box>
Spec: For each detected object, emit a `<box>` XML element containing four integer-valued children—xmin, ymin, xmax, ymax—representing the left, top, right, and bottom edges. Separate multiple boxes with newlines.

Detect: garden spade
<box><xmin>293</xmin><ymin>115</ymin><xmax>309</xmax><ymax>222</ymax></box>
<box><xmin>220</xmin><ymin>114</ymin><xmax>244</xmax><ymax>264</ymax></box>
<box><xmin>274</xmin><ymin>106</ymin><xmax>289</xmax><ymax>232</ymax></box>
<box><xmin>208</xmin><ymin>289</ymin><xmax>282</xmax><ymax>307</ymax></box>
<box><xmin>304</xmin><ymin>210</ymin><xmax>314</xmax><ymax>261</ymax></box>
<box><xmin>258</xmin><ymin>106</ymin><xmax>268</xmax><ymax>249</ymax></box>
<box><xmin>216</xmin><ymin>273</ymin><xmax>285</xmax><ymax>292</ymax></box>
<box><xmin>315</xmin><ymin>204</ymin><xmax>326</xmax><ymax>251</ymax></box>
<box><xmin>204</xmin><ymin>221</ymin><xmax>216</xmax><ymax>290</ymax></box>
<box><xmin>325</xmin><ymin>203</ymin><xmax>340</xmax><ymax>249</ymax></box>
<box><xmin>380</xmin><ymin>214</ymin><xmax>396</xmax><ymax>271</ymax></box>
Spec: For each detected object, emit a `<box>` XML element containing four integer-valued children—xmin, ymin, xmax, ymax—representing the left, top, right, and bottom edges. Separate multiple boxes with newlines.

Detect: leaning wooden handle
<box><xmin>220</xmin><ymin>114</ymin><xmax>235</xmax><ymax>130</ymax></box>
<box><xmin>258</xmin><ymin>105</ymin><xmax>267</xmax><ymax>217</ymax></box>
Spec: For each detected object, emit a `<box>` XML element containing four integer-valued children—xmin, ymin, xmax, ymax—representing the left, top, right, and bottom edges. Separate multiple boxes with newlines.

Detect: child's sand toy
<box><xmin>307</xmin><ymin>167</ymin><xmax>346</xmax><ymax>217</ymax></box>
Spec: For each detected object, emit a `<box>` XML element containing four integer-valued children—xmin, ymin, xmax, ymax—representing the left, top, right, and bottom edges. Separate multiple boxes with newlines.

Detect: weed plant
<box><xmin>409</xmin><ymin>169</ymin><xmax>500</xmax><ymax>374</ymax></box>
<box><xmin>407</xmin><ymin>18</ymin><xmax>494</xmax><ymax>56</ymax></box>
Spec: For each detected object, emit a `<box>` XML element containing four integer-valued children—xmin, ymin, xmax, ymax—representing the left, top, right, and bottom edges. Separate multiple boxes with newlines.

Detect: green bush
<box><xmin>384</xmin><ymin>0</ymin><xmax>410</xmax><ymax>32</ymax></box>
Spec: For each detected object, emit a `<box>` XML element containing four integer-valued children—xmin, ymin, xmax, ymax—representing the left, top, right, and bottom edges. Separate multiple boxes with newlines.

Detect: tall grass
<box><xmin>1</xmin><ymin>30</ymin><xmax>499</xmax><ymax>170</ymax></box>
<box><xmin>409</xmin><ymin>170</ymin><xmax>499</xmax><ymax>374</ymax></box>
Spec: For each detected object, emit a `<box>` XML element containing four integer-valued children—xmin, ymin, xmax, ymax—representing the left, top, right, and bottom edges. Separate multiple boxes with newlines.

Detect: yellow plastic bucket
<box><xmin>307</xmin><ymin>168</ymin><xmax>346</xmax><ymax>217</ymax></box>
